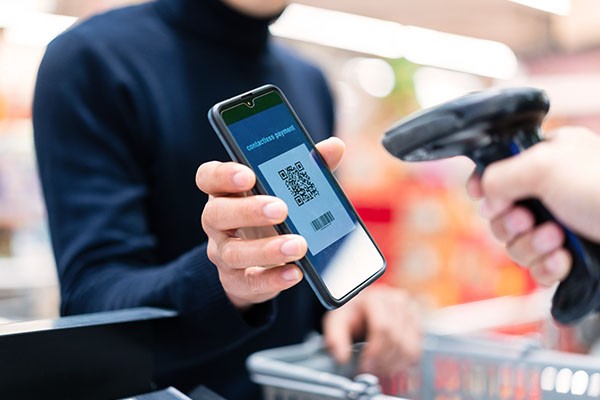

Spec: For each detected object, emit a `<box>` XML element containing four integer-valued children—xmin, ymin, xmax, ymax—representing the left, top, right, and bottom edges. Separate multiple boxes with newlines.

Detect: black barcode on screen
<box><xmin>311</xmin><ymin>211</ymin><xmax>335</xmax><ymax>231</ymax></box>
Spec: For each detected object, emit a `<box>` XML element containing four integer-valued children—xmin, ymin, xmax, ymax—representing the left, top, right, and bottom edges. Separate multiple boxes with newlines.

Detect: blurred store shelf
<box><xmin>425</xmin><ymin>288</ymin><xmax>555</xmax><ymax>336</ymax></box>
<box><xmin>1</xmin><ymin>0</ymin><xmax>600</xmax><ymax>341</ymax></box>
<box><xmin>0</xmin><ymin>253</ymin><xmax>57</xmax><ymax>290</ymax></box>
<box><xmin>0</xmin><ymin>253</ymin><xmax>59</xmax><ymax>322</ymax></box>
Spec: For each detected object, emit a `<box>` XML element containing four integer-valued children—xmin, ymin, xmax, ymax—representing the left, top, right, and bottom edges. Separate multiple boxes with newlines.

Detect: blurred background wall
<box><xmin>0</xmin><ymin>0</ymin><xmax>599</xmax><ymax>340</ymax></box>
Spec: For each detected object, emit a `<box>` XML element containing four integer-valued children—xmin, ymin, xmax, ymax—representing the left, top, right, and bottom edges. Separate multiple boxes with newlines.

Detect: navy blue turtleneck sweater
<box><xmin>33</xmin><ymin>0</ymin><xmax>334</xmax><ymax>397</ymax></box>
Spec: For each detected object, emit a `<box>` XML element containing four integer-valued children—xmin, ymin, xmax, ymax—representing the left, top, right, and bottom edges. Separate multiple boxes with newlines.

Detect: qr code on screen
<box><xmin>278</xmin><ymin>161</ymin><xmax>319</xmax><ymax>207</ymax></box>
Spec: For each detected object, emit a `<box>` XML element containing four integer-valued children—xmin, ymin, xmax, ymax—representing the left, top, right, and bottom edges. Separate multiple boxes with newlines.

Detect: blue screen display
<box><xmin>226</xmin><ymin>101</ymin><xmax>357</xmax><ymax>272</ymax></box>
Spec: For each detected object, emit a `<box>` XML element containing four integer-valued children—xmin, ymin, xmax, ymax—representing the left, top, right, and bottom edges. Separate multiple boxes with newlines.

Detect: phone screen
<box><xmin>217</xmin><ymin>88</ymin><xmax>384</xmax><ymax>303</ymax></box>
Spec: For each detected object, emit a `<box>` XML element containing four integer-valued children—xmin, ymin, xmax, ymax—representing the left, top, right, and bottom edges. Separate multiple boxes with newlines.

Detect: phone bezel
<box><xmin>208</xmin><ymin>84</ymin><xmax>385</xmax><ymax>309</ymax></box>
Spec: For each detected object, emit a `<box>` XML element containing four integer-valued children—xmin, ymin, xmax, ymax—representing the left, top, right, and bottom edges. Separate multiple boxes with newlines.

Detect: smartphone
<box><xmin>208</xmin><ymin>84</ymin><xmax>385</xmax><ymax>309</ymax></box>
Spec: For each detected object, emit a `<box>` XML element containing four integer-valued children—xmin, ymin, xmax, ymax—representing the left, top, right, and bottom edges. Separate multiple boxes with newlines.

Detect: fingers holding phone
<box><xmin>197</xmin><ymin>160</ymin><xmax>307</xmax><ymax>311</ymax></box>
<box><xmin>208</xmin><ymin>85</ymin><xmax>385</xmax><ymax>309</ymax></box>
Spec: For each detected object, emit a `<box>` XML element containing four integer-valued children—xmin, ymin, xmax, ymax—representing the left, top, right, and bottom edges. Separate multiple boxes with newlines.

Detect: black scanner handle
<box><xmin>383</xmin><ymin>87</ymin><xmax>600</xmax><ymax>324</ymax></box>
<box><xmin>469</xmin><ymin>122</ymin><xmax>600</xmax><ymax>325</ymax></box>
<box><xmin>520</xmin><ymin>198</ymin><xmax>600</xmax><ymax>324</ymax></box>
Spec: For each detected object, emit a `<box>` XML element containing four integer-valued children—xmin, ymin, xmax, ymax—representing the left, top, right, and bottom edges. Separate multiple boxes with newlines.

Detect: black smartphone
<box><xmin>208</xmin><ymin>84</ymin><xmax>386</xmax><ymax>309</ymax></box>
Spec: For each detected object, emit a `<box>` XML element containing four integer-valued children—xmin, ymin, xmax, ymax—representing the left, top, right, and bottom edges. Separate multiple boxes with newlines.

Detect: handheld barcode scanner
<box><xmin>382</xmin><ymin>87</ymin><xmax>600</xmax><ymax>324</ymax></box>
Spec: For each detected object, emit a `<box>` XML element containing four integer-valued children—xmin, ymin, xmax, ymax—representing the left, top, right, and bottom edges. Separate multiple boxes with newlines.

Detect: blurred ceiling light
<box><xmin>349</xmin><ymin>58</ymin><xmax>396</xmax><ymax>98</ymax></box>
<box><xmin>270</xmin><ymin>4</ymin><xmax>403</xmax><ymax>58</ymax></box>
<box><xmin>413</xmin><ymin>67</ymin><xmax>484</xmax><ymax>109</ymax></box>
<box><xmin>403</xmin><ymin>26</ymin><xmax>518</xmax><ymax>80</ymax></box>
<box><xmin>271</xmin><ymin>4</ymin><xmax>519</xmax><ymax>80</ymax></box>
<box><xmin>3</xmin><ymin>13</ymin><xmax>77</xmax><ymax>47</ymax></box>
<box><xmin>0</xmin><ymin>4</ymin><xmax>20</xmax><ymax>27</ymax></box>
<box><xmin>0</xmin><ymin>0</ymin><xmax>57</xmax><ymax>27</ymax></box>
<box><xmin>509</xmin><ymin>0</ymin><xmax>571</xmax><ymax>16</ymax></box>
<box><xmin>505</xmin><ymin>73</ymin><xmax>600</xmax><ymax>116</ymax></box>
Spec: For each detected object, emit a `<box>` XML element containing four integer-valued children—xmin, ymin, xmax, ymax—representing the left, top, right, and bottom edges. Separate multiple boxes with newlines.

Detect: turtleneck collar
<box><xmin>156</xmin><ymin>0</ymin><xmax>278</xmax><ymax>55</ymax></box>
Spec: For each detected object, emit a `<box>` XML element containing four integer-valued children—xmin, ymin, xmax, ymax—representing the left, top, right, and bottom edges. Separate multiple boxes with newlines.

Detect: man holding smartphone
<box><xmin>33</xmin><ymin>0</ymin><xmax>420</xmax><ymax>398</ymax></box>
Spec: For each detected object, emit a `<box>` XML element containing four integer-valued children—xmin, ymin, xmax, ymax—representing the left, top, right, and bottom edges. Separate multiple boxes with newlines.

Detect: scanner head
<box><xmin>382</xmin><ymin>87</ymin><xmax>550</xmax><ymax>164</ymax></box>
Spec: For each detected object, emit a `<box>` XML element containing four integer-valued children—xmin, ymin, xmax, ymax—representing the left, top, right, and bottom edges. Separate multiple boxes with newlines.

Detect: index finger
<box><xmin>196</xmin><ymin>161</ymin><xmax>256</xmax><ymax>196</ymax></box>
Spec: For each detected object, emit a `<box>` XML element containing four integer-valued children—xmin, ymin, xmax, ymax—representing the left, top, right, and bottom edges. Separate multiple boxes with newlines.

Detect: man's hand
<box><xmin>196</xmin><ymin>137</ymin><xmax>345</xmax><ymax>310</ymax></box>
<box><xmin>322</xmin><ymin>285</ymin><xmax>421</xmax><ymax>376</ymax></box>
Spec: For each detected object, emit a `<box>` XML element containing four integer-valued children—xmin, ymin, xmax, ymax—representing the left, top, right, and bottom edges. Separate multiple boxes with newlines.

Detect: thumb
<box><xmin>481</xmin><ymin>144</ymin><xmax>551</xmax><ymax>208</ymax></box>
<box><xmin>315</xmin><ymin>137</ymin><xmax>345</xmax><ymax>172</ymax></box>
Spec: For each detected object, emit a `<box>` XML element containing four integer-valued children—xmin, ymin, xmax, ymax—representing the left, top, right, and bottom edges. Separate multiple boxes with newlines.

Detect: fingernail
<box><xmin>263</xmin><ymin>202</ymin><xmax>287</xmax><ymax>220</ymax></box>
<box><xmin>504</xmin><ymin>211</ymin><xmax>529</xmax><ymax>236</ymax></box>
<box><xmin>232</xmin><ymin>170</ymin><xmax>252</xmax><ymax>188</ymax></box>
<box><xmin>282</xmin><ymin>266</ymin><xmax>300</xmax><ymax>281</ymax></box>
<box><xmin>532</xmin><ymin>227</ymin><xmax>562</xmax><ymax>253</ymax></box>
<box><xmin>545</xmin><ymin>251</ymin><xmax>567</xmax><ymax>275</ymax></box>
<box><xmin>280</xmin><ymin>238</ymin><xmax>303</xmax><ymax>257</ymax></box>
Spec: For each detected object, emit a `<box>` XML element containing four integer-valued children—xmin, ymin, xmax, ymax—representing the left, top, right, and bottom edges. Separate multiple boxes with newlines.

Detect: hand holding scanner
<box><xmin>382</xmin><ymin>87</ymin><xmax>600</xmax><ymax>324</ymax></box>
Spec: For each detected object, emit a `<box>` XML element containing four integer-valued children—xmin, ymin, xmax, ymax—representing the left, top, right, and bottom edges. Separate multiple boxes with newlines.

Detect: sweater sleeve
<box><xmin>33</xmin><ymin>28</ymin><xmax>275</xmax><ymax>364</ymax></box>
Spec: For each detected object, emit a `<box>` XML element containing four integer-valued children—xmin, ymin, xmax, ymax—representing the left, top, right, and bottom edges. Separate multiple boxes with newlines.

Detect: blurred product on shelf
<box><xmin>345</xmin><ymin>162</ymin><xmax>536</xmax><ymax>310</ymax></box>
<box><xmin>0</xmin><ymin>93</ymin><xmax>6</xmax><ymax>120</ymax></box>
<box><xmin>337</xmin><ymin>85</ymin><xmax>536</xmax><ymax>312</ymax></box>
<box><xmin>0</xmin><ymin>41</ymin><xmax>57</xmax><ymax>320</ymax></box>
<box><xmin>0</xmin><ymin>120</ymin><xmax>46</xmax><ymax>257</ymax></box>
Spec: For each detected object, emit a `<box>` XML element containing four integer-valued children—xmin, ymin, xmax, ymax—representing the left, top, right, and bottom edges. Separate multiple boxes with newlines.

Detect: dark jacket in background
<box><xmin>33</xmin><ymin>0</ymin><xmax>335</xmax><ymax>397</ymax></box>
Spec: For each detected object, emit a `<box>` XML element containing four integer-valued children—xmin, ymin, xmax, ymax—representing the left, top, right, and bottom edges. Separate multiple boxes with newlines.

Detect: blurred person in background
<box><xmin>33</xmin><ymin>0</ymin><xmax>421</xmax><ymax>398</ymax></box>
<box><xmin>467</xmin><ymin>127</ymin><xmax>600</xmax><ymax>288</ymax></box>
